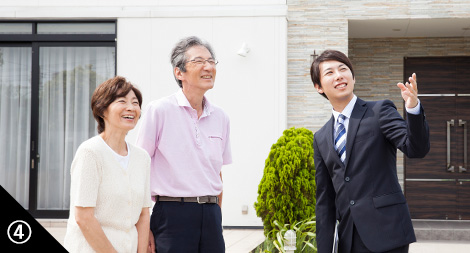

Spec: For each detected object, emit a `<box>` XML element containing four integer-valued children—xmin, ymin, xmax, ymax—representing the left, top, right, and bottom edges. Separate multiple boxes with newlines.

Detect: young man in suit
<box><xmin>311</xmin><ymin>50</ymin><xmax>430</xmax><ymax>253</ymax></box>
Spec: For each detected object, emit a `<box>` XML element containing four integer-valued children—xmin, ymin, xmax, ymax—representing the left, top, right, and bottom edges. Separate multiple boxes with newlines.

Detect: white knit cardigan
<box><xmin>64</xmin><ymin>135</ymin><xmax>151</xmax><ymax>253</ymax></box>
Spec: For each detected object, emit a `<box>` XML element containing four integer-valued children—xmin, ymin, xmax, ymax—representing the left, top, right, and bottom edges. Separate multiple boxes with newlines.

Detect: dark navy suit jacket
<box><xmin>314</xmin><ymin>98</ymin><xmax>430</xmax><ymax>253</ymax></box>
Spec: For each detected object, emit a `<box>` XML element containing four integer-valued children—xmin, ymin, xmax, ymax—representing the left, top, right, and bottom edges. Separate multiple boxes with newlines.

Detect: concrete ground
<box><xmin>40</xmin><ymin>219</ymin><xmax>470</xmax><ymax>252</ymax></box>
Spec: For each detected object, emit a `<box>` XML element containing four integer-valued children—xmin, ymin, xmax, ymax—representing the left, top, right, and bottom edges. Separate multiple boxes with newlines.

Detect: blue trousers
<box><xmin>150</xmin><ymin>201</ymin><xmax>225</xmax><ymax>253</ymax></box>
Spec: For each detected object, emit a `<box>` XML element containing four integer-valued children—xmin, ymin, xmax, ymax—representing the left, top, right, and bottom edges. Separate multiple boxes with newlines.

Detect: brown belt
<box><xmin>156</xmin><ymin>195</ymin><xmax>219</xmax><ymax>204</ymax></box>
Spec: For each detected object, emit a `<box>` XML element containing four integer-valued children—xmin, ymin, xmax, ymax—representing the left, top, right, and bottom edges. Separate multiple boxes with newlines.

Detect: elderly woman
<box><xmin>64</xmin><ymin>76</ymin><xmax>151</xmax><ymax>253</ymax></box>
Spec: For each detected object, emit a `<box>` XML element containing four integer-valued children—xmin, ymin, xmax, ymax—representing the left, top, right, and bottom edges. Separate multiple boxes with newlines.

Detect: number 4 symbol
<box><xmin>14</xmin><ymin>224</ymin><xmax>24</xmax><ymax>240</ymax></box>
<box><xmin>7</xmin><ymin>220</ymin><xmax>32</xmax><ymax>244</ymax></box>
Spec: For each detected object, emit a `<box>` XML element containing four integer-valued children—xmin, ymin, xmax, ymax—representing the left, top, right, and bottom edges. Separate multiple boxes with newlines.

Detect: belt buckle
<box><xmin>197</xmin><ymin>196</ymin><xmax>206</xmax><ymax>204</ymax></box>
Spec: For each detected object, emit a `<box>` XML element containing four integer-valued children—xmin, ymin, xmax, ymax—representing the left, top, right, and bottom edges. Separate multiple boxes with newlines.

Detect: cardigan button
<box><xmin>345</xmin><ymin>177</ymin><xmax>350</xmax><ymax>182</ymax></box>
<box><xmin>350</xmin><ymin>200</ymin><xmax>355</xmax><ymax>206</ymax></box>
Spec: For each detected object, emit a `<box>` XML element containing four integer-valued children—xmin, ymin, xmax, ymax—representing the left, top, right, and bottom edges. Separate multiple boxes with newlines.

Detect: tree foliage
<box><xmin>254</xmin><ymin>127</ymin><xmax>316</xmax><ymax>237</ymax></box>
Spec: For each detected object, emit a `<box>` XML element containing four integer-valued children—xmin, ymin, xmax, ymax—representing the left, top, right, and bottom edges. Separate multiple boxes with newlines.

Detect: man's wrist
<box><xmin>406</xmin><ymin>99</ymin><xmax>420</xmax><ymax>115</ymax></box>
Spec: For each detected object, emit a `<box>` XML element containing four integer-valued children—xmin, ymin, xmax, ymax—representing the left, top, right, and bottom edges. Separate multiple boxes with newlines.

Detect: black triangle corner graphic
<box><xmin>1</xmin><ymin>185</ymin><xmax>68</xmax><ymax>252</ymax></box>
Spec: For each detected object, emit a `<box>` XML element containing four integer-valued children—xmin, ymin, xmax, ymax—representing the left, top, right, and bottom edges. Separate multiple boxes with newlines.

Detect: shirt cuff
<box><xmin>405</xmin><ymin>99</ymin><xmax>421</xmax><ymax>115</ymax></box>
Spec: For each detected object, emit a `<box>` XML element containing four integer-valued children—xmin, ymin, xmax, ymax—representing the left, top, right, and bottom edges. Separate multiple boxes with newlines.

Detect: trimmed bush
<box><xmin>254</xmin><ymin>127</ymin><xmax>316</xmax><ymax>236</ymax></box>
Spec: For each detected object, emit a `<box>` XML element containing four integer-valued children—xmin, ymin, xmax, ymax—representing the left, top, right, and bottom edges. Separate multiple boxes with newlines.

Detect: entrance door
<box><xmin>404</xmin><ymin>57</ymin><xmax>470</xmax><ymax>220</ymax></box>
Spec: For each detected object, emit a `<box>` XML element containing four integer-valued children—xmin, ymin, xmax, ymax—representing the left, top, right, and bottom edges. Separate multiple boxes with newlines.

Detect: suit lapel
<box><xmin>344</xmin><ymin>98</ymin><xmax>367</xmax><ymax>167</ymax></box>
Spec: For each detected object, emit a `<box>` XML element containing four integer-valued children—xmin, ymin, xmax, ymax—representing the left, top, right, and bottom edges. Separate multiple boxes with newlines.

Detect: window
<box><xmin>0</xmin><ymin>23</ymin><xmax>32</xmax><ymax>34</ymax></box>
<box><xmin>0</xmin><ymin>21</ymin><xmax>116</xmax><ymax>218</ymax></box>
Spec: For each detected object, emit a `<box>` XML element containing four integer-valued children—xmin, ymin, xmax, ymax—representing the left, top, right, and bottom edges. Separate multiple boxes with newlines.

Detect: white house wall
<box><xmin>0</xmin><ymin>1</ymin><xmax>288</xmax><ymax>227</ymax></box>
<box><xmin>120</xmin><ymin>16</ymin><xmax>288</xmax><ymax>227</ymax></box>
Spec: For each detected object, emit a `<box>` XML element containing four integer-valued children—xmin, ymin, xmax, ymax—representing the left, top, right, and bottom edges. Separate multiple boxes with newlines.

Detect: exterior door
<box><xmin>0</xmin><ymin>21</ymin><xmax>117</xmax><ymax>218</ymax></box>
<box><xmin>404</xmin><ymin>57</ymin><xmax>470</xmax><ymax>220</ymax></box>
<box><xmin>0</xmin><ymin>42</ymin><xmax>115</xmax><ymax>218</ymax></box>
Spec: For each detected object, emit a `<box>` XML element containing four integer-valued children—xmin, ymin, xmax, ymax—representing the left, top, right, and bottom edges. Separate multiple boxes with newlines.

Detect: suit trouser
<box><xmin>150</xmin><ymin>201</ymin><xmax>225</xmax><ymax>253</ymax></box>
<box><xmin>352</xmin><ymin>225</ymin><xmax>409</xmax><ymax>253</ymax></box>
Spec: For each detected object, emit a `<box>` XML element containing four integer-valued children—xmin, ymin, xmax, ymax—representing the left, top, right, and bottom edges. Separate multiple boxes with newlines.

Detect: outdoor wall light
<box><xmin>310</xmin><ymin>50</ymin><xmax>319</xmax><ymax>64</ymax></box>
<box><xmin>237</xmin><ymin>42</ymin><xmax>250</xmax><ymax>57</ymax></box>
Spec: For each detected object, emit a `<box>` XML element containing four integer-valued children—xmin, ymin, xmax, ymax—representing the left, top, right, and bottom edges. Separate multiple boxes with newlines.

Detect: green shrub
<box><xmin>254</xmin><ymin>127</ymin><xmax>316</xmax><ymax>237</ymax></box>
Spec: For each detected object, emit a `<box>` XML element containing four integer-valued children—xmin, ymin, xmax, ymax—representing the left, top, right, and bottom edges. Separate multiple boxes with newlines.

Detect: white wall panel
<box><xmin>211</xmin><ymin>17</ymin><xmax>287</xmax><ymax>226</ymax></box>
<box><xmin>119</xmin><ymin>16</ymin><xmax>287</xmax><ymax>226</ymax></box>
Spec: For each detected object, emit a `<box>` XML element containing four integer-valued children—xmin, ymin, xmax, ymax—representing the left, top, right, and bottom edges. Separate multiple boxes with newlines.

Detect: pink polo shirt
<box><xmin>136</xmin><ymin>89</ymin><xmax>232</xmax><ymax>200</ymax></box>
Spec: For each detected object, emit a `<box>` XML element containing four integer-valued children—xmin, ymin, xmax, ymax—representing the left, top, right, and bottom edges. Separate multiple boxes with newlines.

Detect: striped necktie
<box><xmin>335</xmin><ymin>114</ymin><xmax>347</xmax><ymax>163</ymax></box>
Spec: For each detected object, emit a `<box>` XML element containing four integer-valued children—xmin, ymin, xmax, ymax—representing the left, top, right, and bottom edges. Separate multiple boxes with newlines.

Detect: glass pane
<box><xmin>37</xmin><ymin>23</ymin><xmax>115</xmax><ymax>34</ymax></box>
<box><xmin>37</xmin><ymin>46</ymin><xmax>115</xmax><ymax>210</ymax></box>
<box><xmin>0</xmin><ymin>23</ymin><xmax>32</xmax><ymax>34</ymax></box>
<box><xmin>0</xmin><ymin>47</ymin><xmax>32</xmax><ymax>209</ymax></box>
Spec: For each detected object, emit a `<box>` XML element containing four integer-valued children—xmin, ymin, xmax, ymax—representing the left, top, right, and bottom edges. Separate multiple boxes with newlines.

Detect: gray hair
<box><xmin>170</xmin><ymin>36</ymin><xmax>216</xmax><ymax>88</ymax></box>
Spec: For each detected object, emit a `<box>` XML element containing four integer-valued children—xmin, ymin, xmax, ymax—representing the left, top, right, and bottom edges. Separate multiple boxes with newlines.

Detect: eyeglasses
<box><xmin>185</xmin><ymin>57</ymin><xmax>218</xmax><ymax>66</ymax></box>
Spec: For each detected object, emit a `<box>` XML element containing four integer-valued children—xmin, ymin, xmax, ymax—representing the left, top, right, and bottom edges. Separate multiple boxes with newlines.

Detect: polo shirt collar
<box><xmin>176</xmin><ymin>89</ymin><xmax>214</xmax><ymax>117</ymax></box>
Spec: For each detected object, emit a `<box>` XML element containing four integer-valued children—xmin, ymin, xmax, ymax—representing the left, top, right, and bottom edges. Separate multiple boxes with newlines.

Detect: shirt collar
<box><xmin>332</xmin><ymin>95</ymin><xmax>357</xmax><ymax>121</ymax></box>
<box><xmin>176</xmin><ymin>89</ymin><xmax>214</xmax><ymax>116</ymax></box>
<box><xmin>176</xmin><ymin>89</ymin><xmax>191</xmax><ymax>107</ymax></box>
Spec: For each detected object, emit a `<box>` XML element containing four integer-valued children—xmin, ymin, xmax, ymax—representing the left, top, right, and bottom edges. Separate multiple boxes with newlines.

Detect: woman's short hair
<box><xmin>170</xmin><ymin>36</ymin><xmax>216</xmax><ymax>88</ymax></box>
<box><xmin>91</xmin><ymin>76</ymin><xmax>143</xmax><ymax>134</ymax></box>
<box><xmin>310</xmin><ymin>49</ymin><xmax>355</xmax><ymax>100</ymax></box>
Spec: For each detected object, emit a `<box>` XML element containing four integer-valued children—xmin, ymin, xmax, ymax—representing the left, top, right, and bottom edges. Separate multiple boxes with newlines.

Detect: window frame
<box><xmin>0</xmin><ymin>20</ymin><xmax>117</xmax><ymax>42</ymax></box>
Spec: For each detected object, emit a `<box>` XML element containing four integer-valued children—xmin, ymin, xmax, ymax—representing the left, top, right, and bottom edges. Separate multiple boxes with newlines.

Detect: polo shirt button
<box><xmin>345</xmin><ymin>177</ymin><xmax>350</xmax><ymax>182</ymax></box>
<box><xmin>350</xmin><ymin>200</ymin><xmax>355</xmax><ymax>206</ymax></box>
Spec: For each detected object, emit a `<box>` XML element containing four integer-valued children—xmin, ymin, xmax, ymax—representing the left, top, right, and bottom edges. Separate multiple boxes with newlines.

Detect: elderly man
<box><xmin>136</xmin><ymin>36</ymin><xmax>232</xmax><ymax>252</ymax></box>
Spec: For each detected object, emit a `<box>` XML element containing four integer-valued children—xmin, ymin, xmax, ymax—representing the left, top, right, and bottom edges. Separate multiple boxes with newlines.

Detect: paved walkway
<box><xmin>40</xmin><ymin>220</ymin><xmax>265</xmax><ymax>252</ymax></box>
<box><xmin>41</xmin><ymin>220</ymin><xmax>470</xmax><ymax>252</ymax></box>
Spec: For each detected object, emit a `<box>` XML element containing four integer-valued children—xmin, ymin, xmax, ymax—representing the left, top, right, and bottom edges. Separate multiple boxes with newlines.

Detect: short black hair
<box><xmin>310</xmin><ymin>50</ymin><xmax>355</xmax><ymax>99</ymax></box>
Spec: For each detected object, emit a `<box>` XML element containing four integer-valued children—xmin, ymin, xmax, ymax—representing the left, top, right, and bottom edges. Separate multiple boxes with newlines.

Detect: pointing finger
<box><xmin>397</xmin><ymin>82</ymin><xmax>407</xmax><ymax>91</ymax></box>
